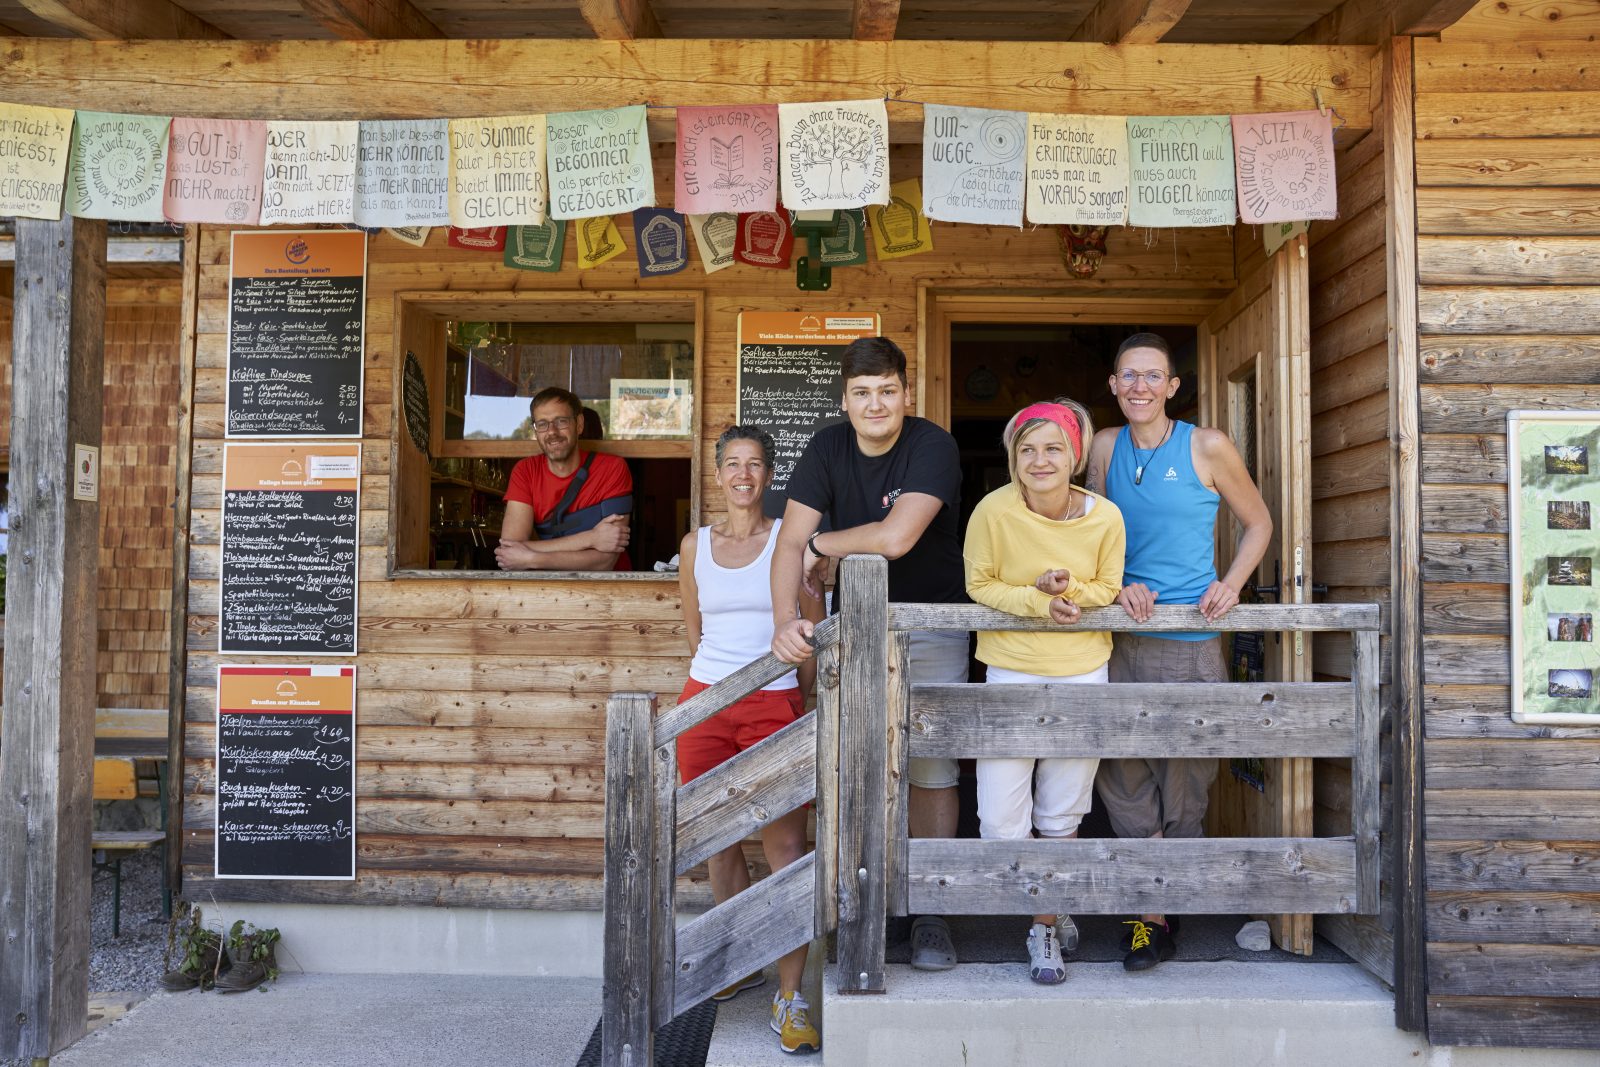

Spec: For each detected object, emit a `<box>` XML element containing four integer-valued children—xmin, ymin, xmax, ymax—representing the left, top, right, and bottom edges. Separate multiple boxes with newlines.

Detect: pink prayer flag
<box><xmin>1231</xmin><ymin>110</ymin><xmax>1338</xmax><ymax>225</ymax></box>
<box><xmin>164</xmin><ymin>118</ymin><xmax>267</xmax><ymax>225</ymax></box>
<box><xmin>675</xmin><ymin>105</ymin><xmax>779</xmax><ymax>216</ymax></box>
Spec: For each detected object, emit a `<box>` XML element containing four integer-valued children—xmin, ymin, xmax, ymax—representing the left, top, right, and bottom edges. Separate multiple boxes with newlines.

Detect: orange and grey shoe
<box><xmin>770</xmin><ymin>990</ymin><xmax>821</xmax><ymax>1055</ymax></box>
<box><xmin>712</xmin><ymin>972</ymin><xmax>766</xmax><ymax>1002</ymax></box>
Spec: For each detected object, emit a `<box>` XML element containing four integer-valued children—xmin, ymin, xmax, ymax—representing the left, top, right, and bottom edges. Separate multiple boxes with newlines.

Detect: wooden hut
<box><xmin>0</xmin><ymin>0</ymin><xmax>1594</xmax><ymax>1059</ymax></box>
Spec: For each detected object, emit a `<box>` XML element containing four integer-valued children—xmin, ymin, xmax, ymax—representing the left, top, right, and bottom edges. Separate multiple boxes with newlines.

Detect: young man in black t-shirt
<box><xmin>771</xmin><ymin>336</ymin><xmax>968</xmax><ymax>972</ymax></box>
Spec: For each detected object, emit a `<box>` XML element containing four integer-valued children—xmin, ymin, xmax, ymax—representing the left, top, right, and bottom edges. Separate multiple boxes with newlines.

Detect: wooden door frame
<box><xmin>916</xmin><ymin>285</ymin><xmax>1225</xmax><ymax>429</ymax></box>
<box><xmin>919</xmin><ymin>271</ymin><xmax>1321</xmax><ymax>958</ymax></box>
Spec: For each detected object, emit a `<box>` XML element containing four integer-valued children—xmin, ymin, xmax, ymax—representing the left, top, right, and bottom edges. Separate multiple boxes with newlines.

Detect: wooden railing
<box><xmin>602</xmin><ymin>614</ymin><xmax>842</xmax><ymax>1067</ymax></box>
<box><xmin>603</xmin><ymin>555</ymin><xmax>1382</xmax><ymax>1063</ymax></box>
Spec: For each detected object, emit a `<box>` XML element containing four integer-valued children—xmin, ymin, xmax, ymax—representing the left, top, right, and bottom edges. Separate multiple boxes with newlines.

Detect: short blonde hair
<box><xmin>1003</xmin><ymin>397</ymin><xmax>1095</xmax><ymax>483</ymax></box>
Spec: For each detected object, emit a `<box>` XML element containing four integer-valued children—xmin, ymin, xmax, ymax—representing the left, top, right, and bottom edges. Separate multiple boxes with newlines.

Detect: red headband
<box><xmin>1011</xmin><ymin>403</ymin><xmax>1082</xmax><ymax>457</ymax></box>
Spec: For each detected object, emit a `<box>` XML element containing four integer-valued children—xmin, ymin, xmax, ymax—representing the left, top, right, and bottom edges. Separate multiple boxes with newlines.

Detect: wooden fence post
<box><xmin>835</xmin><ymin>555</ymin><xmax>889</xmax><ymax>994</ymax></box>
<box><xmin>1352</xmin><ymin>629</ymin><xmax>1381</xmax><ymax>915</ymax></box>
<box><xmin>814</xmin><ymin>643</ymin><xmax>841</xmax><ymax>936</ymax></box>
<box><xmin>0</xmin><ymin>215</ymin><xmax>106</xmax><ymax>1061</ymax></box>
<box><xmin>604</xmin><ymin>691</ymin><xmax>659</xmax><ymax>1067</ymax></box>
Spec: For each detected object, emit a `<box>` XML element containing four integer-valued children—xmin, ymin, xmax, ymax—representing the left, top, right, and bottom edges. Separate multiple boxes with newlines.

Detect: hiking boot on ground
<box><xmin>215</xmin><ymin>935</ymin><xmax>278</xmax><ymax>994</ymax></box>
<box><xmin>1027</xmin><ymin>922</ymin><xmax>1067</xmax><ymax>985</ymax></box>
<box><xmin>158</xmin><ymin>930</ymin><xmax>223</xmax><ymax>992</ymax></box>
<box><xmin>1123</xmin><ymin>919</ymin><xmax>1175</xmax><ymax>972</ymax></box>
<box><xmin>712</xmin><ymin>972</ymin><xmax>765</xmax><ymax>1002</ymax></box>
<box><xmin>770</xmin><ymin>990</ymin><xmax>820</xmax><ymax>1055</ymax></box>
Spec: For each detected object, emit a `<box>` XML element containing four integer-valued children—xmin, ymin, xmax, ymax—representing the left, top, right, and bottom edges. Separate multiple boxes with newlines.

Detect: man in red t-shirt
<box><xmin>494</xmin><ymin>386</ymin><xmax>633</xmax><ymax>571</ymax></box>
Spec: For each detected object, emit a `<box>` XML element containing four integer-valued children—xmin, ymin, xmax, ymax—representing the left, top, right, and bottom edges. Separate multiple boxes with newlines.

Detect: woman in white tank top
<box><xmin>675</xmin><ymin>426</ymin><xmax>824</xmax><ymax>1054</ymax></box>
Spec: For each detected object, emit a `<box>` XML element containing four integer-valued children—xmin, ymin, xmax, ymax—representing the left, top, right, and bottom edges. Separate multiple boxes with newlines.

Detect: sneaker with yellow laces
<box><xmin>712</xmin><ymin>972</ymin><xmax>765</xmax><ymax>1002</ymax></box>
<box><xmin>770</xmin><ymin>990</ymin><xmax>820</xmax><ymax>1055</ymax></box>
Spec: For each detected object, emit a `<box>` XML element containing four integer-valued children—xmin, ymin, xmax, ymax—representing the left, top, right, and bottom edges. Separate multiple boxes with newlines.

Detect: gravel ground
<box><xmin>1</xmin><ymin>846</ymin><xmax>172</xmax><ymax>1067</ymax></box>
<box><xmin>87</xmin><ymin>846</ymin><xmax>173</xmax><ymax>993</ymax></box>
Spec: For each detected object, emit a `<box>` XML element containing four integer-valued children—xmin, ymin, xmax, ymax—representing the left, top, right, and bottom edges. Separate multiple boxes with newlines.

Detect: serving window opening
<box><xmin>391</xmin><ymin>293</ymin><xmax>701</xmax><ymax>578</ymax></box>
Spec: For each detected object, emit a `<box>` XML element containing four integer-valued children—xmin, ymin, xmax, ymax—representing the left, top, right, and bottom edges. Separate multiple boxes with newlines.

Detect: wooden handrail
<box><xmin>652</xmin><ymin>614</ymin><xmax>840</xmax><ymax>746</ymax></box>
<box><xmin>889</xmin><ymin>601</ymin><xmax>1381</xmax><ymax>633</ymax></box>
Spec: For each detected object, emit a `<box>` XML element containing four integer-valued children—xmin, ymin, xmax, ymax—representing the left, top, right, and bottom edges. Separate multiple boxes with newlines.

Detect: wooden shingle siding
<box><xmin>1415</xmin><ymin>0</ymin><xmax>1600</xmax><ymax>1050</ymax></box>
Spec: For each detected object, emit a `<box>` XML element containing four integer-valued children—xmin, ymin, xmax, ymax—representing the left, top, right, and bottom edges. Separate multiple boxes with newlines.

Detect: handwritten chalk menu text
<box><xmin>736</xmin><ymin>312</ymin><xmax>880</xmax><ymax>517</ymax></box>
<box><xmin>220</xmin><ymin>443</ymin><xmax>361</xmax><ymax>656</ymax></box>
<box><xmin>227</xmin><ymin>230</ymin><xmax>366</xmax><ymax>437</ymax></box>
<box><xmin>215</xmin><ymin>665</ymin><xmax>356</xmax><ymax>880</ymax></box>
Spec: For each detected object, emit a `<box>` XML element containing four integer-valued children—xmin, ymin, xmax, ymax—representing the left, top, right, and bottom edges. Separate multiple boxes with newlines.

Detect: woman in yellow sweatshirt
<box><xmin>963</xmin><ymin>398</ymin><xmax>1126</xmax><ymax>985</ymax></box>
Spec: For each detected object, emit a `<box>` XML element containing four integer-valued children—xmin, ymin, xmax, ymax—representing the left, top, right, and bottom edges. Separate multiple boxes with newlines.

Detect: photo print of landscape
<box><xmin>1516</xmin><ymin>415</ymin><xmax>1600</xmax><ymax>721</ymax></box>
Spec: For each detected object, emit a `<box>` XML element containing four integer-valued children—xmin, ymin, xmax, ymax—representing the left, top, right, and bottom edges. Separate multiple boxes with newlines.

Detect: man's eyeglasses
<box><xmin>1115</xmin><ymin>370</ymin><xmax>1170</xmax><ymax>387</ymax></box>
<box><xmin>533</xmin><ymin>416</ymin><xmax>575</xmax><ymax>433</ymax></box>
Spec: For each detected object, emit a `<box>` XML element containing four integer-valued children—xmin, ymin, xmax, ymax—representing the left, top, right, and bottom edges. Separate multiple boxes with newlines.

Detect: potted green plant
<box><xmin>214</xmin><ymin>919</ymin><xmax>282</xmax><ymax>993</ymax></box>
<box><xmin>159</xmin><ymin>906</ymin><xmax>224</xmax><ymax>992</ymax></box>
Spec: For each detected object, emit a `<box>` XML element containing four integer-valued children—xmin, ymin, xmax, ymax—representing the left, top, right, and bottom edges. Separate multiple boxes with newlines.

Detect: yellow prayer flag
<box><xmin>867</xmin><ymin>179</ymin><xmax>933</xmax><ymax>261</ymax></box>
<box><xmin>576</xmin><ymin>215</ymin><xmax>625</xmax><ymax>270</ymax></box>
<box><xmin>0</xmin><ymin>102</ymin><xmax>75</xmax><ymax>220</ymax></box>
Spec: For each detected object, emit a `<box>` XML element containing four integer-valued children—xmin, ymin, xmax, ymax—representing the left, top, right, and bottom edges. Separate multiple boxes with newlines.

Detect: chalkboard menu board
<box><xmin>736</xmin><ymin>312</ymin><xmax>880</xmax><ymax>517</ymax></box>
<box><xmin>227</xmin><ymin>230</ymin><xmax>366</xmax><ymax>438</ymax></box>
<box><xmin>220</xmin><ymin>443</ymin><xmax>361</xmax><ymax>655</ymax></box>
<box><xmin>215</xmin><ymin>665</ymin><xmax>356</xmax><ymax>880</ymax></box>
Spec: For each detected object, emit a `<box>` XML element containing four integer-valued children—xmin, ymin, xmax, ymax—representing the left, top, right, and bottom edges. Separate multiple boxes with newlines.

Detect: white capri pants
<box><xmin>977</xmin><ymin>663</ymin><xmax>1108</xmax><ymax>840</ymax></box>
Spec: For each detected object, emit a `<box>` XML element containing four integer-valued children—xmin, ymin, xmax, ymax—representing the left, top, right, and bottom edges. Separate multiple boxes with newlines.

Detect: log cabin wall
<box><xmin>1232</xmin><ymin>125</ymin><xmax>1396</xmax><ymax>979</ymax></box>
<box><xmin>178</xmin><ymin>146</ymin><xmax>1239</xmax><ymax>908</ymax></box>
<box><xmin>1413</xmin><ymin>1</ymin><xmax>1600</xmax><ymax>1050</ymax></box>
<box><xmin>0</xmin><ymin>277</ymin><xmax>183</xmax><ymax>709</ymax></box>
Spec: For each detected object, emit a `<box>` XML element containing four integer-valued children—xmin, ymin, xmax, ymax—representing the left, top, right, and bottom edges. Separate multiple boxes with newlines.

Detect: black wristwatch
<box><xmin>807</xmin><ymin>533</ymin><xmax>828</xmax><ymax>559</ymax></box>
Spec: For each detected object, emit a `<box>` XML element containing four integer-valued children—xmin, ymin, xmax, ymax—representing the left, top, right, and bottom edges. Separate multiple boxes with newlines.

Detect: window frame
<box><xmin>388</xmin><ymin>290</ymin><xmax>704</xmax><ymax>581</ymax></box>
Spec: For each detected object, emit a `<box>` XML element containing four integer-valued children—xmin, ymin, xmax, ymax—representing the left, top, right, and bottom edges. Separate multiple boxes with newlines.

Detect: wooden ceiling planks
<box><xmin>300</xmin><ymin>0</ymin><xmax>445</xmax><ymax>39</ymax></box>
<box><xmin>1068</xmin><ymin>0</ymin><xmax>1194</xmax><ymax>43</ymax></box>
<box><xmin>15</xmin><ymin>0</ymin><xmax>225</xmax><ymax>38</ymax></box>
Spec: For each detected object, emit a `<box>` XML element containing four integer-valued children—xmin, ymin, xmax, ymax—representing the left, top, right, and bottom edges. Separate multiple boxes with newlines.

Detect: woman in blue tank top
<box><xmin>1084</xmin><ymin>332</ymin><xmax>1272</xmax><ymax>972</ymax></box>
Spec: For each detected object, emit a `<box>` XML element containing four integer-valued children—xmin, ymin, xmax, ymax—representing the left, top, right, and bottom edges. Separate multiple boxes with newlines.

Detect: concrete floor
<box><xmin>51</xmin><ymin>974</ymin><xmax>601</xmax><ymax>1067</ymax></box>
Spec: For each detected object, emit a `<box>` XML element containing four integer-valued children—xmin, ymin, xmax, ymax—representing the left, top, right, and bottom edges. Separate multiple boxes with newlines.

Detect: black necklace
<box><xmin>1131</xmin><ymin>418</ymin><xmax>1174</xmax><ymax>485</ymax></box>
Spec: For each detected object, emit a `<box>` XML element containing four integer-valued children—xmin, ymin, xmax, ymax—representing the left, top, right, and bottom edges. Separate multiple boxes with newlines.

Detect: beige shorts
<box><xmin>905</xmin><ymin>629</ymin><xmax>967</xmax><ymax>790</ymax></box>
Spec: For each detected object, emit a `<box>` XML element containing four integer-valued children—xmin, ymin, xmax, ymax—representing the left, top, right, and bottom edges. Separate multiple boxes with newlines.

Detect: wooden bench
<box><xmin>90</xmin><ymin>708</ymin><xmax>170</xmax><ymax>937</ymax></box>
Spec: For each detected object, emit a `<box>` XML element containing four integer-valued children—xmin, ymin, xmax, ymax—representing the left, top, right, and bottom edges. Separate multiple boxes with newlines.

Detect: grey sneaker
<box><xmin>1055</xmin><ymin>913</ymin><xmax>1079</xmax><ymax>953</ymax></box>
<box><xmin>1027</xmin><ymin>922</ymin><xmax>1066</xmax><ymax>985</ymax></box>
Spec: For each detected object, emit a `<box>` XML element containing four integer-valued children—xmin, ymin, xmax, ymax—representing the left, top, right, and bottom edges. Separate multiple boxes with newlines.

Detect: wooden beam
<box><xmin>1382</xmin><ymin>33</ymin><xmax>1427</xmax><ymax>1035</ymax></box>
<box><xmin>0</xmin><ymin>39</ymin><xmax>1377</xmax><ymax>138</ymax></box>
<box><xmin>578</xmin><ymin>0</ymin><xmax>660</xmax><ymax>40</ymax></box>
<box><xmin>852</xmin><ymin>0</ymin><xmax>901</xmax><ymax>41</ymax></box>
<box><xmin>16</xmin><ymin>0</ymin><xmax>224</xmax><ymax>39</ymax></box>
<box><xmin>1295</xmin><ymin>0</ymin><xmax>1479</xmax><ymax>45</ymax></box>
<box><xmin>1069</xmin><ymin>0</ymin><xmax>1193</xmax><ymax>44</ymax></box>
<box><xmin>0</xmin><ymin>214</ymin><xmax>106</xmax><ymax>1060</ymax></box>
<box><xmin>298</xmin><ymin>0</ymin><xmax>442</xmax><ymax>39</ymax></box>
<box><xmin>163</xmin><ymin>224</ymin><xmax>199</xmax><ymax>902</ymax></box>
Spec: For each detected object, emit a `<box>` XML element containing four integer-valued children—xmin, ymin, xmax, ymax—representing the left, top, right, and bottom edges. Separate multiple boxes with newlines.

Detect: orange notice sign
<box><xmin>230</xmin><ymin>229</ymin><xmax>367</xmax><ymax>281</ymax></box>
<box><xmin>217</xmin><ymin>665</ymin><xmax>356</xmax><ymax>716</ymax></box>
<box><xmin>223</xmin><ymin>442</ymin><xmax>361</xmax><ymax>493</ymax></box>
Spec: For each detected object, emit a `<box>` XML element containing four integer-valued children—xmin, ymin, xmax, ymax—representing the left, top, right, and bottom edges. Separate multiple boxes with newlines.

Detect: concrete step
<box><xmin>801</xmin><ymin>961</ymin><xmax>1588</xmax><ymax>1067</ymax></box>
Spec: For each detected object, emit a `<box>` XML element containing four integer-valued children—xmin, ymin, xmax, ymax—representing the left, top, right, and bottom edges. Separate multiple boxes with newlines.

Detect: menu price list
<box><xmin>736</xmin><ymin>312</ymin><xmax>880</xmax><ymax>516</ymax></box>
<box><xmin>227</xmin><ymin>230</ymin><xmax>366</xmax><ymax>438</ymax></box>
<box><xmin>220</xmin><ymin>443</ymin><xmax>360</xmax><ymax>656</ymax></box>
<box><xmin>215</xmin><ymin>666</ymin><xmax>356</xmax><ymax>881</ymax></box>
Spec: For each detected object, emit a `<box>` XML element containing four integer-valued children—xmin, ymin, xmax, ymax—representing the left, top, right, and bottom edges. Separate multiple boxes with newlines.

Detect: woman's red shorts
<box><xmin>675</xmin><ymin>678</ymin><xmax>804</xmax><ymax>784</ymax></box>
